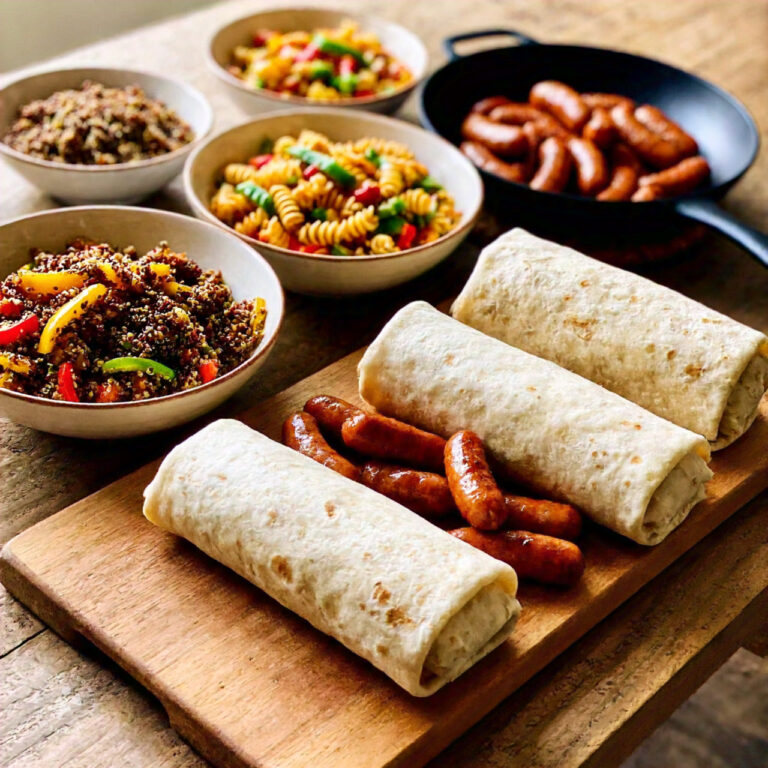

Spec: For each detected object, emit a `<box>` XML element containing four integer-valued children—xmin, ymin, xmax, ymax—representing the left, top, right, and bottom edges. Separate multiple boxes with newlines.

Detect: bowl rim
<box><xmin>183</xmin><ymin>108</ymin><xmax>484</xmax><ymax>264</ymax></box>
<box><xmin>0</xmin><ymin>205</ymin><xmax>284</xmax><ymax>410</ymax></box>
<box><xmin>205</xmin><ymin>5</ymin><xmax>427</xmax><ymax>108</ymax></box>
<box><xmin>0</xmin><ymin>66</ymin><xmax>215</xmax><ymax>174</ymax></box>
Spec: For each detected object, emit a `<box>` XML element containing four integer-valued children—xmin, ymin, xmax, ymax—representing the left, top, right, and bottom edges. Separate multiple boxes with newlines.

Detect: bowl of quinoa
<box><xmin>0</xmin><ymin>67</ymin><xmax>213</xmax><ymax>204</ymax></box>
<box><xmin>0</xmin><ymin>207</ymin><xmax>283</xmax><ymax>438</ymax></box>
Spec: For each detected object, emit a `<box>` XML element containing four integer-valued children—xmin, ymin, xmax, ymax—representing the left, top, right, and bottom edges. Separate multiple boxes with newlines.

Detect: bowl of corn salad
<box><xmin>207</xmin><ymin>8</ymin><xmax>427</xmax><ymax>115</ymax></box>
<box><xmin>0</xmin><ymin>207</ymin><xmax>283</xmax><ymax>438</ymax></box>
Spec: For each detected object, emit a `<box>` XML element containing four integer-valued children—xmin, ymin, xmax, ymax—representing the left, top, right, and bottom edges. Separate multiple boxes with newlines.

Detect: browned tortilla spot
<box><xmin>270</xmin><ymin>555</ymin><xmax>292</xmax><ymax>583</ymax></box>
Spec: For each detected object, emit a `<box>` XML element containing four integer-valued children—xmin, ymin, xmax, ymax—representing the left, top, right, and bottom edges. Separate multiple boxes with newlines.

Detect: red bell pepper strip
<box><xmin>199</xmin><ymin>360</ymin><xmax>219</xmax><ymax>384</ymax></box>
<box><xmin>299</xmin><ymin>244</ymin><xmax>322</xmax><ymax>254</ymax></box>
<box><xmin>0</xmin><ymin>313</ymin><xmax>39</xmax><ymax>346</ymax></box>
<box><xmin>248</xmin><ymin>154</ymin><xmax>273</xmax><ymax>169</ymax></box>
<box><xmin>355</xmin><ymin>89</ymin><xmax>375</xmax><ymax>98</ymax></box>
<box><xmin>57</xmin><ymin>362</ymin><xmax>79</xmax><ymax>402</ymax></box>
<box><xmin>0</xmin><ymin>300</ymin><xmax>22</xmax><ymax>318</ymax></box>
<box><xmin>303</xmin><ymin>164</ymin><xmax>320</xmax><ymax>179</ymax></box>
<box><xmin>295</xmin><ymin>41</ymin><xmax>320</xmax><ymax>62</ymax></box>
<box><xmin>288</xmin><ymin>235</ymin><xmax>302</xmax><ymax>251</ymax></box>
<box><xmin>397</xmin><ymin>223</ymin><xmax>418</xmax><ymax>250</ymax></box>
<box><xmin>339</xmin><ymin>54</ymin><xmax>359</xmax><ymax>75</ymax></box>
<box><xmin>353</xmin><ymin>182</ymin><xmax>382</xmax><ymax>206</ymax></box>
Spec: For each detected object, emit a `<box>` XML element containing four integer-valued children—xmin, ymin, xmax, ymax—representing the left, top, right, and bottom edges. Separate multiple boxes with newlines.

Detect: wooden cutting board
<box><xmin>2</xmin><ymin>348</ymin><xmax>767</xmax><ymax>768</ymax></box>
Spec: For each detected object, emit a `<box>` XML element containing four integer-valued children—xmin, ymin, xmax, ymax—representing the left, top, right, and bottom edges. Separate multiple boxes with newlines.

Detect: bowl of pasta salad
<box><xmin>207</xmin><ymin>8</ymin><xmax>427</xmax><ymax>115</ymax></box>
<box><xmin>183</xmin><ymin>110</ymin><xmax>483</xmax><ymax>295</ymax></box>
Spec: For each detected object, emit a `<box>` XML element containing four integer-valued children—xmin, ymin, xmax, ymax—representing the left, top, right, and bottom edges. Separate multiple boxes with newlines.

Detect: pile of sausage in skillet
<box><xmin>283</xmin><ymin>395</ymin><xmax>585</xmax><ymax>587</ymax></box>
<box><xmin>460</xmin><ymin>80</ymin><xmax>710</xmax><ymax>201</ymax></box>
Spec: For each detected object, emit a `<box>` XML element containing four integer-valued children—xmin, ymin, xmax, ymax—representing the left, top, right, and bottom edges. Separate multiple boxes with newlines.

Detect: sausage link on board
<box><xmin>444</xmin><ymin>430</ymin><xmax>506</xmax><ymax>530</ymax></box>
<box><xmin>341</xmin><ymin>412</ymin><xmax>447</xmax><ymax>472</ymax></box>
<box><xmin>503</xmin><ymin>495</ymin><xmax>582</xmax><ymax>541</ymax></box>
<box><xmin>282</xmin><ymin>412</ymin><xmax>359</xmax><ymax>481</ymax></box>
<box><xmin>460</xmin><ymin>141</ymin><xmax>528</xmax><ymax>183</ymax></box>
<box><xmin>530</xmin><ymin>80</ymin><xmax>590</xmax><ymax>132</ymax></box>
<box><xmin>360</xmin><ymin>461</ymin><xmax>456</xmax><ymax>519</ymax></box>
<box><xmin>449</xmin><ymin>527</ymin><xmax>585</xmax><ymax>586</ymax></box>
<box><xmin>304</xmin><ymin>394</ymin><xmax>363</xmax><ymax>438</ymax></box>
<box><xmin>461</xmin><ymin>113</ymin><xmax>529</xmax><ymax>157</ymax></box>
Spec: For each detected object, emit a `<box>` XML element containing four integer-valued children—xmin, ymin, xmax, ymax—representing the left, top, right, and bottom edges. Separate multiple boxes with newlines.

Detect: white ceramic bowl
<box><xmin>0</xmin><ymin>207</ymin><xmax>283</xmax><ymax>439</ymax></box>
<box><xmin>184</xmin><ymin>110</ymin><xmax>483</xmax><ymax>295</ymax></box>
<box><xmin>0</xmin><ymin>67</ymin><xmax>214</xmax><ymax>205</ymax></box>
<box><xmin>207</xmin><ymin>7</ymin><xmax>427</xmax><ymax>115</ymax></box>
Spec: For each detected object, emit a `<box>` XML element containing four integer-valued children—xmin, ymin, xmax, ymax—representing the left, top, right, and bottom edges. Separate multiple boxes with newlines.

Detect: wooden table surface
<box><xmin>1</xmin><ymin>1</ymin><xmax>767</xmax><ymax>766</ymax></box>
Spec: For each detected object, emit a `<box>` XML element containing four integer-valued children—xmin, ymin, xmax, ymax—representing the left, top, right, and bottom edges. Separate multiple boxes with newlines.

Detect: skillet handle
<box><xmin>674</xmin><ymin>198</ymin><xmax>768</xmax><ymax>269</ymax></box>
<box><xmin>443</xmin><ymin>29</ymin><xmax>539</xmax><ymax>60</ymax></box>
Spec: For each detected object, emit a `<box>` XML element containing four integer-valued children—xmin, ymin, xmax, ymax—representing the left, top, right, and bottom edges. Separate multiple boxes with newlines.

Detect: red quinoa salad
<box><xmin>0</xmin><ymin>240</ymin><xmax>267</xmax><ymax>402</ymax></box>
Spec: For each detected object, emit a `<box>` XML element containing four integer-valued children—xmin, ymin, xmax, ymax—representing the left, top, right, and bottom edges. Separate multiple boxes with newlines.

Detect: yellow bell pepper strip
<box><xmin>0</xmin><ymin>314</ymin><xmax>39</xmax><ymax>346</ymax></box>
<box><xmin>286</xmin><ymin>146</ymin><xmax>356</xmax><ymax>188</ymax></box>
<box><xmin>251</xmin><ymin>297</ymin><xmax>267</xmax><ymax>335</ymax></box>
<box><xmin>0</xmin><ymin>353</ymin><xmax>33</xmax><ymax>375</ymax></box>
<box><xmin>163</xmin><ymin>281</ymin><xmax>192</xmax><ymax>297</ymax></box>
<box><xmin>18</xmin><ymin>271</ymin><xmax>85</xmax><ymax>297</ymax></box>
<box><xmin>102</xmin><ymin>356</ymin><xmax>175</xmax><ymax>381</ymax></box>
<box><xmin>57</xmin><ymin>362</ymin><xmax>79</xmax><ymax>402</ymax></box>
<box><xmin>38</xmin><ymin>283</ymin><xmax>107</xmax><ymax>354</ymax></box>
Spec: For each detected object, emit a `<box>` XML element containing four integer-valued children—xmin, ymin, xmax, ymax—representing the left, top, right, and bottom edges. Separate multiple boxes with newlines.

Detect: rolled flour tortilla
<box><xmin>143</xmin><ymin>419</ymin><xmax>520</xmax><ymax>697</ymax></box>
<box><xmin>451</xmin><ymin>228</ymin><xmax>768</xmax><ymax>450</ymax></box>
<box><xmin>358</xmin><ymin>302</ymin><xmax>713</xmax><ymax>546</ymax></box>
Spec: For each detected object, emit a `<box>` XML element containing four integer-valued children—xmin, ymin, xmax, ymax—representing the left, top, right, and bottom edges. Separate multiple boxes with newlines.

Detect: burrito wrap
<box><xmin>358</xmin><ymin>302</ymin><xmax>712</xmax><ymax>546</ymax></box>
<box><xmin>143</xmin><ymin>419</ymin><xmax>520</xmax><ymax>697</ymax></box>
<box><xmin>451</xmin><ymin>228</ymin><xmax>768</xmax><ymax>449</ymax></box>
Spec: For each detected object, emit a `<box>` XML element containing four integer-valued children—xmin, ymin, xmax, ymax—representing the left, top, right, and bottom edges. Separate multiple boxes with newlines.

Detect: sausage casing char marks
<box><xmin>341</xmin><ymin>411</ymin><xmax>447</xmax><ymax>472</ymax></box>
<box><xmin>461</xmin><ymin>113</ymin><xmax>528</xmax><ymax>158</ymax></box>
<box><xmin>282</xmin><ymin>411</ymin><xmax>359</xmax><ymax>481</ymax></box>
<box><xmin>304</xmin><ymin>394</ymin><xmax>362</xmax><ymax>438</ymax></box>
<box><xmin>530</xmin><ymin>136</ymin><xmax>572</xmax><ymax>193</ymax></box>
<box><xmin>530</xmin><ymin>80</ymin><xmax>590</xmax><ymax>132</ymax></box>
<box><xmin>444</xmin><ymin>430</ymin><xmax>506</xmax><ymax>531</ymax></box>
<box><xmin>460</xmin><ymin>141</ymin><xmax>528</xmax><ymax>183</ymax></box>
<box><xmin>450</xmin><ymin>527</ymin><xmax>585</xmax><ymax>586</ymax></box>
<box><xmin>360</xmin><ymin>461</ymin><xmax>456</xmax><ymax>519</ymax></box>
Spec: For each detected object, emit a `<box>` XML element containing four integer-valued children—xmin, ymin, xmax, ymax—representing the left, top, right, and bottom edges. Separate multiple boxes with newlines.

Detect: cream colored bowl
<box><xmin>0</xmin><ymin>207</ymin><xmax>283</xmax><ymax>439</ymax></box>
<box><xmin>0</xmin><ymin>67</ymin><xmax>213</xmax><ymax>205</ymax></box>
<box><xmin>183</xmin><ymin>110</ymin><xmax>483</xmax><ymax>295</ymax></box>
<box><xmin>208</xmin><ymin>7</ymin><xmax>427</xmax><ymax>116</ymax></box>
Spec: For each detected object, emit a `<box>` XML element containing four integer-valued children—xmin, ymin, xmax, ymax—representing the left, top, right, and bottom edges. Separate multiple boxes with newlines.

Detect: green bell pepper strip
<box><xmin>312</xmin><ymin>34</ymin><xmax>366</xmax><ymax>65</ymax></box>
<box><xmin>375</xmin><ymin>215</ymin><xmax>406</xmax><ymax>236</ymax></box>
<box><xmin>308</xmin><ymin>60</ymin><xmax>334</xmax><ymax>81</ymax></box>
<box><xmin>102</xmin><ymin>356</ymin><xmax>176</xmax><ymax>381</ymax></box>
<box><xmin>377</xmin><ymin>197</ymin><xmax>406</xmax><ymax>218</ymax></box>
<box><xmin>416</xmin><ymin>175</ymin><xmax>443</xmax><ymax>191</ymax></box>
<box><xmin>331</xmin><ymin>244</ymin><xmax>351</xmax><ymax>256</ymax></box>
<box><xmin>286</xmin><ymin>146</ymin><xmax>356</xmax><ymax>188</ymax></box>
<box><xmin>310</xmin><ymin>207</ymin><xmax>327</xmax><ymax>221</ymax></box>
<box><xmin>257</xmin><ymin>137</ymin><xmax>274</xmax><ymax>154</ymax></box>
<box><xmin>235</xmin><ymin>181</ymin><xmax>276</xmax><ymax>215</ymax></box>
<box><xmin>331</xmin><ymin>73</ymin><xmax>358</xmax><ymax>95</ymax></box>
<box><xmin>364</xmin><ymin>147</ymin><xmax>381</xmax><ymax>167</ymax></box>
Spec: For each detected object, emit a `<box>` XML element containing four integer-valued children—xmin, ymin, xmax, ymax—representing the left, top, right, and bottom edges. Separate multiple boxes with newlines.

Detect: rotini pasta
<box><xmin>209</xmin><ymin>130</ymin><xmax>461</xmax><ymax>255</ymax></box>
<box><xmin>226</xmin><ymin>20</ymin><xmax>412</xmax><ymax>101</ymax></box>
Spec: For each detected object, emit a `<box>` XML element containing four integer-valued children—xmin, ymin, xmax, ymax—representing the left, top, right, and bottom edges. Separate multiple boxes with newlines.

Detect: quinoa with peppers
<box><xmin>0</xmin><ymin>240</ymin><xmax>267</xmax><ymax>403</ymax></box>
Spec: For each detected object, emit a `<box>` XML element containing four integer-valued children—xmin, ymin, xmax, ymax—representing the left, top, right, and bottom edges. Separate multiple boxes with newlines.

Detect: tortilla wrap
<box><xmin>358</xmin><ymin>302</ymin><xmax>712</xmax><ymax>546</ymax></box>
<box><xmin>451</xmin><ymin>228</ymin><xmax>768</xmax><ymax>449</ymax></box>
<box><xmin>143</xmin><ymin>419</ymin><xmax>520</xmax><ymax>697</ymax></box>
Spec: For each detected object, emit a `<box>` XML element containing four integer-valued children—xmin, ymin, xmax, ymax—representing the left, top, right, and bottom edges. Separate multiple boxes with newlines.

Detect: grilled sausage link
<box><xmin>582</xmin><ymin>107</ymin><xmax>615</xmax><ymax>149</ymax></box>
<box><xmin>530</xmin><ymin>136</ymin><xmax>572</xmax><ymax>193</ymax></box>
<box><xmin>304</xmin><ymin>394</ymin><xmax>363</xmax><ymax>438</ymax></box>
<box><xmin>503</xmin><ymin>495</ymin><xmax>582</xmax><ymax>541</ymax></box>
<box><xmin>634</xmin><ymin>104</ymin><xmax>698</xmax><ymax>157</ymax></box>
<box><xmin>444</xmin><ymin>430</ymin><xmax>506</xmax><ymax>530</ymax></box>
<box><xmin>282</xmin><ymin>412</ymin><xmax>359</xmax><ymax>480</ymax></box>
<box><xmin>461</xmin><ymin>113</ymin><xmax>529</xmax><ymax>157</ymax></box>
<box><xmin>567</xmin><ymin>136</ymin><xmax>609</xmax><ymax>196</ymax></box>
<box><xmin>449</xmin><ymin>528</ymin><xmax>585</xmax><ymax>586</ymax></box>
<box><xmin>461</xmin><ymin>141</ymin><xmax>528</xmax><ymax>182</ymax></box>
<box><xmin>638</xmin><ymin>155</ymin><xmax>710</xmax><ymax>198</ymax></box>
<box><xmin>360</xmin><ymin>461</ymin><xmax>456</xmax><ymax>519</ymax></box>
<box><xmin>610</xmin><ymin>103</ymin><xmax>682</xmax><ymax>169</ymax></box>
<box><xmin>530</xmin><ymin>80</ymin><xmax>590</xmax><ymax>132</ymax></box>
<box><xmin>341</xmin><ymin>412</ymin><xmax>447</xmax><ymax>472</ymax></box>
<box><xmin>488</xmin><ymin>102</ymin><xmax>548</xmax><ymax>125</ymax></box>
<box><xmin>471</xmin><ymin>95</ymin><xmax>513</xmax><ymax>115</ymax></box>
<box><xmin>581</xmin><ymin>92</ymin><xmax>635</xmax><ymax>111</ymax></box>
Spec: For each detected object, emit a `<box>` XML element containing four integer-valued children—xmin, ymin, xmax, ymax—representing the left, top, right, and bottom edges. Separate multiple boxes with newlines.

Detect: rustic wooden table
<box><xmin>1</xmin><ymin>1</ymin><xmax>767</xmax><ymax>766</ymax></box>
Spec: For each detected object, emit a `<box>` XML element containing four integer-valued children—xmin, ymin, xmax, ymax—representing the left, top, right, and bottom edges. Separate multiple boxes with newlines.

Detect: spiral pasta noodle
<box><xmin>209</xmin><ymin>130</ymin><xmax>460</xmax><ymax>255</ymax></box>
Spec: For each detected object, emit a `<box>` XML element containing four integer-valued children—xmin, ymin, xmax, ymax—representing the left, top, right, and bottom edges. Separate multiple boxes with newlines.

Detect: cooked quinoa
<box><xmin>0</xmin><ymin>240</ymin><xmax>267</xmax><ymax>403</ymax></box>
<box><xmin>2</xmin><ymin>81</ymin><xmax>194</xmax><ymax>165</ymax></box>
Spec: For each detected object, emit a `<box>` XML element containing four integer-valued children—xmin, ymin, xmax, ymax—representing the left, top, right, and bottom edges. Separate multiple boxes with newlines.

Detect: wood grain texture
<box><xmin>1</xmin><ymin>345</ymin><xmax>767</xmax><ymax>768</ymax></box>
<box><xmin>1</xmin><ymin>0</ymin><xmax>767</xmax><ymax>766</ymax></box>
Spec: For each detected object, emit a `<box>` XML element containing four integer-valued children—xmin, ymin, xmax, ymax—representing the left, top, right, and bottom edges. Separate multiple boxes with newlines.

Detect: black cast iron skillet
<box><xmin>419</xmin><ymin>29</ymin><xmax>768</xmax><ymax>267</ymax></box>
